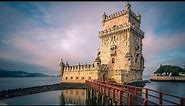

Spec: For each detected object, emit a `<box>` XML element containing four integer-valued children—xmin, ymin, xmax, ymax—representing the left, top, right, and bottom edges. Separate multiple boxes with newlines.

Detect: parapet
<box><xmin>103</xmin><ymin>10</ymin><xmax>127</xmax><ymax>22</ymax></box>
<box><xmin>99</xmin><ymin>23</ymin><xmax>144</xmax><ymax>37</ymax></box>
<box><xmin>99</xmin><ymin>23</ymin><xmax>130</xmax><ymax>36</ymax></box>
<box><xmin>64</xmin><ymin>63</ymin><xmax>95</xmax><ymax>71</ymax></box>
<box><xmin>103</xmin><ymin>9</ymin><xmax>141</xmax><ymax>23</ymax></box>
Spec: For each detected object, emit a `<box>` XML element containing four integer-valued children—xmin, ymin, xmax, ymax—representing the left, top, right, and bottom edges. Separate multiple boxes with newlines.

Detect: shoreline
<box><xmin>150</xmin><ymin>79</ymin><xmax>185</xmax><ymax>82</ymax></box>
<box><xmin>150</xmin><ymin>75</ymin><xmax>185</xmax><ymax>82</ymax></box>
<box><xmin>0</xmin><ymin>82</ymin><xmax>87</xmax><ymax>100</ymax></box>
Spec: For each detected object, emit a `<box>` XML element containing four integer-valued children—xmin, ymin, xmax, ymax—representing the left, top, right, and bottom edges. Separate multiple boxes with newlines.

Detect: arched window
<box><xmin>112</xmin><ymin>25</ymin><xmax>116</xmax><ymax>28</ymax></box>
<box><xmin>65</xmin><ymin>77</ymin><xmax>68</xmax><ymax>80</ymax></box>
<box><xmin>112</xmin><ymin>58</ymin><xmax>115</xmax><ymax>63</ymax></box>
<box><xmin>70</xmin><ymin>77</ymin><xmax>73</xmax><ymax>79</ymax></box>
<box><xmin>76</xmin><ymin>77</ymin><xmax>78</xmax><ymax>79</ymax></box>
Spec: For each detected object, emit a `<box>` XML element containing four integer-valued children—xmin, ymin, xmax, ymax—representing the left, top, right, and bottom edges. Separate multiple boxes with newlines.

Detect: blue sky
<box><xmin>0</xmin><ymin>2</ymin><xmax>185</xmax><ymax>75</ymax></box>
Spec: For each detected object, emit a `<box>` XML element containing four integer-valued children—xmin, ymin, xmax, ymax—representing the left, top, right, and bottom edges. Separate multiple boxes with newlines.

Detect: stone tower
<box><xmin>99</xmin><ymin>2</ymin><xmax>144</xmax><ymax>83</ymax></box>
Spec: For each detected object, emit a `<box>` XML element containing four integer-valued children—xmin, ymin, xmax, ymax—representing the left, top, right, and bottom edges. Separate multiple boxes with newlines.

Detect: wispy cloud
<box><xmin>143</xmin><ymin>31</ymin><xmax>185</xmax><ymax>65</ymax></box>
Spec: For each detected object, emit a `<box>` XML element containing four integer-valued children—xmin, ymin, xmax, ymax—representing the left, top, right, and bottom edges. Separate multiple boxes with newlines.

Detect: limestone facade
<box><xmin>59</xmin><ymin>2</ymin><xmax>144</xmax><ymax>84</ymax></box>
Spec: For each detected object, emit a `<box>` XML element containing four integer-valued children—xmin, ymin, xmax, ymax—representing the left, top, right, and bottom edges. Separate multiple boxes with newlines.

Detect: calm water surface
<box><xmin>0</xmin><ymin>76</ymin><xmax>184</xmax><ymax>105</ymax></box>
<box><xmin>0</xmin><ymin>77</ymin><xmax>60</xmax><ymax>91</ymax></box>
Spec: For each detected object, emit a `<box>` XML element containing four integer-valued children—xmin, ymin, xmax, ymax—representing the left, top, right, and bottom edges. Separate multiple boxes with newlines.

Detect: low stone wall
<box><xmin>0</xmin><ymin>82</ymin><xmax>88</xmax><ymax>100</ymax></box>
<box><xmin>150</xmin><ymin>75</ymin><xmax>185</xmax><ymax>82</ymax></box>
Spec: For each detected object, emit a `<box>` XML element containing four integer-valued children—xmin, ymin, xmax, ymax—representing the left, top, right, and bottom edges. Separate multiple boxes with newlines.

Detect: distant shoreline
<box><xmin>150</xmin><ymin>79</ymin><xmax>185</xmax><ymax>82</ymax></box>
<box><xmin>0</xmin><ymin>76</ymin><xmax>59</xmax><ymax>78</ymax></box>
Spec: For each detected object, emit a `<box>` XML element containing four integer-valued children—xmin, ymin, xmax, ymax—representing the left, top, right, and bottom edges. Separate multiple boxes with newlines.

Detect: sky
<box><xmin>0</xmin><ymin>2</ymin><xmax>185</xmax><ymax>76</ymax></box>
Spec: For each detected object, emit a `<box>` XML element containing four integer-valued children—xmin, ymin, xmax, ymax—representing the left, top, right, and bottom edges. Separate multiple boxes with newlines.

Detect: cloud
<box><xmin>143</xmin><ymin>31</ymin><xmax>185</xmax><ymax>65</ymax></box>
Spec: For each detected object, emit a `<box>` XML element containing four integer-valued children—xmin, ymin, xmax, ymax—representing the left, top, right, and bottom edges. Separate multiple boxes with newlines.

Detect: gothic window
<box><xmin>110</xmin><ymin>45</ymin><xmax>117</xmax><ymax>56</ymax></box>
<box><xmin>128</xmin><ymin>58</ymin><xmax>131</xmax><ymax>61</ymax></box>
<box><xmin>112</xmin><ymin>58</ymin><xmax>115</xmax><ymax>63</ymax></box>
<box><xmin>65</xmin><ymin>77</ymin><xmax>68</xmax><ymax>80</ymax></box>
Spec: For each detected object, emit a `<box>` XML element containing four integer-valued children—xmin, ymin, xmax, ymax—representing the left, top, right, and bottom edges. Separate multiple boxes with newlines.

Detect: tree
<box><xmin>154</xmin><ymin>65</ymin><xmax>185</xmax><ymax>76</ymax></box>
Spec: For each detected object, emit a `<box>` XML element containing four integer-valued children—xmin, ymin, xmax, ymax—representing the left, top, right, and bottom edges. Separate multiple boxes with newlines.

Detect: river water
<box><xmin>0</xmin><ymin>76</ymin><xmax>184</xmax><ymax>105</ymax></box>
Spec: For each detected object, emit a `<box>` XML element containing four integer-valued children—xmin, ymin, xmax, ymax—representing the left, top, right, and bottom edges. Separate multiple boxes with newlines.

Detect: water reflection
<box><xmin>60</xmin><ymin>89</ymin><xmax>87</xmax><ymax>105</ymax></box>
<box><xmin>59</xmin><ymin>88</ymin><xmax>112</xmax><ymax>105</ymax></box>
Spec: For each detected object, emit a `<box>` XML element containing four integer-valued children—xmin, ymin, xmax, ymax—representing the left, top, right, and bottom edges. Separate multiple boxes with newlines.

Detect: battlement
<box><xmin>63</xmin><ymin>63</ymin><xmax>108</xmax><ymax>72</ymax></box>
<box><xmin>103</xmin><ymin>9</ymin><xmax>140</xmax><ymax>23</ymax></box>
<box><xmin>99</xmin><ymin>23</ymin><xmax>144</xmax><ymax>37</ymax></box>
<box><xmin>64</xmin><ymin>64</ymin><xmax>95</xmax><ymax>71</ymax></box>
<box><xmin>130</xmin><ymin>10</ymin><xmax>141</xmax><ymax>23</ymax></box>
<box><xmin>103</xmin><ymin>10</ymin><xmax>127</xmax><ymax>22</ymax></box>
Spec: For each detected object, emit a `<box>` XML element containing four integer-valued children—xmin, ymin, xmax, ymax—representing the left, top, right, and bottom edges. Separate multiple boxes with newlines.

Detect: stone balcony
<box><xmin>99</xmin><ymin>23</ymin><xmax>144</xmax><ymax>37</ymax></box>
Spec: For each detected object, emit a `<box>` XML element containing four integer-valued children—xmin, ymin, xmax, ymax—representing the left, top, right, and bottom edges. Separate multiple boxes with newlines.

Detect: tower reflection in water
<box><xmin>59</xmin><ymin>88</ymin><xmax>111</xmax><ymax>105</ymax></box>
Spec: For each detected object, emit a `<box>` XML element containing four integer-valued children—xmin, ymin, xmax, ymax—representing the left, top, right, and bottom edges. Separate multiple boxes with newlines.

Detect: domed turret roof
<box><xmin>94</xmin><ymin>56</ymin><xmax>101</xmax><ymax>62</ymax></box>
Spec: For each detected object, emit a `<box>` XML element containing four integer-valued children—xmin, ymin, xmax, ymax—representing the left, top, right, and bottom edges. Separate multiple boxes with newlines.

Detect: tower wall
<box><xmin>99</xmin><ymin>3</ymin><xmax>144</xmax><ymax>83</ymax></box>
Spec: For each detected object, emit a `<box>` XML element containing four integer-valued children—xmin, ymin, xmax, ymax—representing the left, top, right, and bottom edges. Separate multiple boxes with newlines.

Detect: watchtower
<box><xmin>99</xmin><ymin>2</ymin><xmax>145</xmax><ymax>83</ymax></box>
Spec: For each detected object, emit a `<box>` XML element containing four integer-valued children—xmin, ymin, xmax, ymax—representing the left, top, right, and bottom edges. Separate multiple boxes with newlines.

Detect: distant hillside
<box><xmin>154</xmin><ymin>65</ymin><xmax>185</xmax><ymax>76</ymax></box>
<box><xmin>144</xmin><ymin>58</ymin><xmax>185</xmax><ymax>76</ymax></box>
<box><xmin>0</xmin><ymin>70</ymin><xmax>50</xmax><ymax>77</ymax></box>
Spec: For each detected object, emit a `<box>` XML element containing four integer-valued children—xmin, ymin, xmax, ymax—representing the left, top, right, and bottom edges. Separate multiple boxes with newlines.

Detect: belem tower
<box><xmin>59</xmin><ymin>2</ymin><xmax>145</xmax><ymax>84</ymax></box>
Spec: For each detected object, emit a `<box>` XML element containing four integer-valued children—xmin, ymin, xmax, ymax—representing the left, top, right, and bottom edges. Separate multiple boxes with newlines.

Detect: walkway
<box><xmin>86</xmin><ymin>80</ymin><xmax>184</xmax><ymax>105</ymax></box>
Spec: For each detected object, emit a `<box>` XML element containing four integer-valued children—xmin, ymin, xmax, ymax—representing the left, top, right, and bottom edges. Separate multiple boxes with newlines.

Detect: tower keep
<box><xmin>99</xmin><ymin>2</ymin><xmax>144</xmax><ymax>83</ymax></box>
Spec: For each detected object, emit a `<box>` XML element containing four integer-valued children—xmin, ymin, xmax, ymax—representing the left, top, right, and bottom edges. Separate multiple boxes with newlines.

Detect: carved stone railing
<box><xmin>99</xmin><ymin>23</ymin><xmax>144</xmax><ymax>37</ymax></box>
<box><xmin>130</xmin><ymin>24</ymin><xmax>144</xmax><ymax>37</ymax></box>
<box><xmin>130</xmin><ymin>10</ymin><xmax>140</xmax><ymax>22</ymax></box>
<box><xmin>99</xmin><ymin>23</ymin><xmax>131</xmax><ymax>36</ymax></box>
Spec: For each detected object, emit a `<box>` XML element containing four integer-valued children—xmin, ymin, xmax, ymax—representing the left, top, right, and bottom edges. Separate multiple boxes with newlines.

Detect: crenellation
<box><xmin>104</xmin><ymin>10</ymin><xmax>127</xmax><ymax>22</ymax></box>
<box><xmin>62</xmin><ymin>63</ymin><xmax>98</xmax><ymax>72</ymax></box>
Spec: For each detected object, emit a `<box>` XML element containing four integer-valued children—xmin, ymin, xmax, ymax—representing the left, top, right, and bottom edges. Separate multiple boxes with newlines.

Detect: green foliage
<box><xmin>155</xmin><ymin>65</ymin><xmax>185</xmax><ymax>76</ymax></box>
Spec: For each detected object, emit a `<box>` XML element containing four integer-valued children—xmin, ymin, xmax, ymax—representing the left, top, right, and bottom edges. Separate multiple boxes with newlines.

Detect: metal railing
<box><xmin>86</xmin><ymin>80</ymin><xmax>184</xmax><ymax>105</ymax></box>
